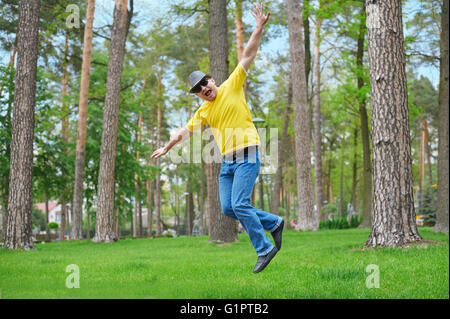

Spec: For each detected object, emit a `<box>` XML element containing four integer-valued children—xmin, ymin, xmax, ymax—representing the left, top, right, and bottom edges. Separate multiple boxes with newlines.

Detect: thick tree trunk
<box><xmin>313</xmin><ymin>16</ymin><xmax>323</xmax><ymax>221</ymax></box>
<box><xmin>93</xmin><ymin>0</ymin><xmax>129</xmax><ymax>243</ymax></box>
<box><xmin>434</xmin><ymin>0</ymin><xmax>449</xmax><ymax>233</ymax></box>
<box><xmin>272</xmin><ymin>82</ymin><xmax>292</xmax><ymax>215</ymax></box>
<box><xmin>5</xmin><ymin>0</ymin><xmax>40</xmax><ymax>250</ymax></box>
<box><xmin>357</xmin><ymin>0</ymin><xmax>372</xmax><ymax>228</ymax></box>
<box><xmin>286</xmin><ymin>0</ymin><xmax>316</xmax><ymax>231</ymax></box>
<box><xmin>365</xmin><ymin>0</ymin><xmax>422</xmax><ymax>247</ymax></box>
<box><xmin>208</xmin><ymin>0</ymin><xmax>238</xmax><ymax>243</ymax></box>
<box><xmin>72</xmin><ymin>0</ymin><xmax>96</xmax><ymax>240</ymax></box>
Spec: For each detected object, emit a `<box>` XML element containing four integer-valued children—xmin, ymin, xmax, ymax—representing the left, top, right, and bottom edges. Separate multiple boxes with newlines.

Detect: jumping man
<box><xmin>151</xmin><ymin>2</ymin><xmax>284</xmax><ymax>274</ymax></box>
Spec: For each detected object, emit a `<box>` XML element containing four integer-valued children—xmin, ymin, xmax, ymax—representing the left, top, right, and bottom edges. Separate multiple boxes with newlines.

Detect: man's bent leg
<box><xmin>231</xmin><ymin>159</ymin><xmax>279</xmax><ymax>256</ymax></box>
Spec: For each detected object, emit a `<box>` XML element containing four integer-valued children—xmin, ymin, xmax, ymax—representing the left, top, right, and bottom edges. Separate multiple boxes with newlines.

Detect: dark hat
<box><xmin>188</xmin><ymin>70</ymin><xmax>210</xmax><ymax>93</ymax></box>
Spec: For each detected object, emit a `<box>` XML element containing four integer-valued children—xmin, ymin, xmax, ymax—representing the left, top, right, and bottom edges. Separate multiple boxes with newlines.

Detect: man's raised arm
<box><xmin>151</xmin><ymin>126</ymin><xmax>193</xmax><ymax>159</ymax></box>
<box><xmin>240</xmin><ymin>2</ymin><xmax>270</xmax><ymax>72</ymax></box>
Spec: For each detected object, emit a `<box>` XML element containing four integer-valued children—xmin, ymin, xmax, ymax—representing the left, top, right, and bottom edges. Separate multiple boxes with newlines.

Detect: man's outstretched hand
<box><xmin>151</xmin><ymin>147</ymin><xmax>168</xmax><ymax>159</ymax></box>
<box><xmin>250</xmin><ymin>2</ymin><xmax>270</xmax><ymax>29</ymax></box>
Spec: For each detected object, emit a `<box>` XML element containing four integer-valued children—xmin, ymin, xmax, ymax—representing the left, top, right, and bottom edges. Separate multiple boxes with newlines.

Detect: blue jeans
<box><xmin>219</xmin><ymin>147</ymin><xmax>282</xmax><ymax>256</ymax></box>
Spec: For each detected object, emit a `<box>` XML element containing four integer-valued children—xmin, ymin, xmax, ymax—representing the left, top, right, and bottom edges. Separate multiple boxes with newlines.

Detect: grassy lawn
<box><xmin>0</xmin><ymin>227</ymin><xmax>448</xmax><ymax>299</ymax></box>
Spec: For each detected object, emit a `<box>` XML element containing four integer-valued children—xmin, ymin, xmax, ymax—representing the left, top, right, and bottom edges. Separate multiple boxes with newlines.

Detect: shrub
<box><xmin>319</xmin><ymin>217</ymin><xmax>356</xmax><ymax>230</ymax></box>
<box><xmin>421</xmin><ymin>187</ymin><xmax>436</xmax><ymax>226</ymax></box>
<box><xmin>48</xmin><ymin>222</ymin><xmax>59</xmax><ymax>229</ymax></box>
<box><xmin>349</xmin><ymin>215</ymin><xmax>361</xmax><ymax>228</ymax></box>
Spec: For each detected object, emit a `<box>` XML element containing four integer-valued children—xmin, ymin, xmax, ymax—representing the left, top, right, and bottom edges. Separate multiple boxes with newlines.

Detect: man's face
<box><xmin>195</xmin><ymin>78</ymin><xmax>218</xmax><ymax>102</ymax></box>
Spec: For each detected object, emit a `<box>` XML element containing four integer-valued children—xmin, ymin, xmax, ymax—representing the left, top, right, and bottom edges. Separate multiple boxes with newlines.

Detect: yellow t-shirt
<box><xmin>186</xmin><ymin>63</ymin><xmax>260</xmax><ymax>156</ymax></box>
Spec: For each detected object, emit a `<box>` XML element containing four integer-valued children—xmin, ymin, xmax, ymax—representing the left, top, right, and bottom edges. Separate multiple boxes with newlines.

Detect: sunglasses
<box><xmin>191</xmin><ymin>77</ymin><xmax>209</xmax><ymax>94</ymax></box>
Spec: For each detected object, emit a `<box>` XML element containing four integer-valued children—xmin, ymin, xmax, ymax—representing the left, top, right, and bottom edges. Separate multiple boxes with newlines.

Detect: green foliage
<box><xmin>421</xmin><ymin>187</ymin><xmax>437</xmax><ymax>227</ymax></box>
<box><xmin>48</xmin><ymin>222</ymin><xmax>59</xmax><ymax>230</ymax></box>
<box><xmin>319</xmin><ymin>218</ymin><xmax>350</xmax><ymax>230</ymax></box>
<box><xmin>349</xmin><ymin>215</ymin><xmax>361</xmax><ymax>228</ymax></box>
<box><xmin>32</xmin><ymin>208</ymin><xmax>46</xmax><ymax>230</ymax></box>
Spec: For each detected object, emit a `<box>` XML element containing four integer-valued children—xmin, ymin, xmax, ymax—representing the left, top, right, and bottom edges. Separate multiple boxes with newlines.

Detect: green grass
<box><xmin>0</xmin><ymin>228</ymin><xmax>448</xmax><ymax>299</ymax></box>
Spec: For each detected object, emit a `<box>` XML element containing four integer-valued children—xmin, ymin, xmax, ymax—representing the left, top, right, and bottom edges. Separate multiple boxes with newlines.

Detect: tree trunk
<box><xmin>434</xmin><ymin>0</ymin><xmax>449</xmax><ymax>233</ymax></box>
<box><xmin>133</xmin><ymin>80</ymin><xmax>144</xmax><ymax>238</ymax></box>
<box><xmin>45</xmin><ymin>193</ymin><xmax>50</xmax><ymax>242</ymax></box>
<box><xmin>208</xmin><ymin>0</ymin><xmax>238</xmax><ymax>243</ymax></box>
<box><xmin>313</xmin><ymin>15</ymin><xmax>323</xmax><ymax>222</ymax></box>
<box><xmin>5</xmin><ymin>0</ymin><xmax>40</xmax><ymax>250</ymax></box>
<box><xmin>147</xmin><ymin>181</ymin><xmax>153</xmax><ymax>237</ymax></box>
<box><xmin>60</xmin><ymin>31</ymin><xmax>69</xmax><ymax>241</ymax></box>
<box><xmin>155</xmin><ymin>75</ymin><xmax>162</xmax><ymax>237</ymax></box>
<box><xmin>357</xmin><ymin>0</ymin><xmax>372</xmax><ymax>228</ymax></box>
<box><xmin>422</xmin><ymin>119</ymin><xmax>433</xmax><ymax>187</ymax></box>
<box><xmin>365</xmin><ymin>0</ymin><xmax>422</xmax><ymax>247</ymax></box>
<box><xmin>303</xmin><ymin>0</ymin><xmax>311</xmax><ymax>92</ymax></box>
<box><xmin>72</xmin><ymin>0</ymin><xmax>96</xmax><ymax>240</ymax></box>
<box><xmin>258</xmin><ymin>175</ymin><xmax>264</xmax><ymax>211</ymax></box>
<box><xmin>93</xmin><ymin>0</ymin><xmax>129</xmax><ymax>243</ymax></box>
<box><xmin>339</xmin><ymin>157</ymin><xmax>344</xmax><ymax>219</ymax></box>
<box><xmin>60</xmin><ymin>204</ymin><xmax>67</xmax><ymax>241</ymax></box>
<box><xmin>272</xmin><ymin>81</ymin><xmax>292</xmax><ymax>215</ymax></box>
<box><xmin>286</xmin><ymin>0</ymin><xmax>316</xmax><ymax>231</ymax></box>
<box><xmin>200</xmin><ymin>155</ymin><xmax>206</xmax><ymax>234</ymax></box>
<box><xmin>351</xmin><ymin>128</ymin><xmax>359</xmax><ymax>210</ymax></box>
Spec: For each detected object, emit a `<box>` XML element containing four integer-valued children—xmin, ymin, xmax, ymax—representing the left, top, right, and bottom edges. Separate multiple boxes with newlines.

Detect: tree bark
<box><xmin>365</xmin><ymin>0</ymin><xmax>422</xmax><ymax>247</ymax></box>
<box><xmin>303</xmin><ymin>0</ymin><xmax>311</xmax><ymax>92</ymax></box>
<box><xmin>434</xmin><ymin>0</ymin><xmax>449</xmax><ymax>233</ymax></box>
<box><xmin>286</xmin><ymin>0</ymin><xmax>316</xmax><ymax>231</ymax></box>
<box><xmin>93</xmin><ymin>0</ymin><xmax>129</xmax><ymax>243</ymax></box>
<box><xmin>72</xmin><ymin>0</ymin><xmax>96</xmax><ymax>240</ymax></box>
<box><xmin>208</xmin><ymin>0</ymin><xmax>238</xmax><ymax>243</ymax></box>
<box><xmin>5</xmin><ymin>0</ymin><xmax>40</xmax><ymax>250</ymax></box>
<box><xmin>313</xmin><ymin>15</ymin><xmax>323</xmax><ymax>222</ymax></box>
